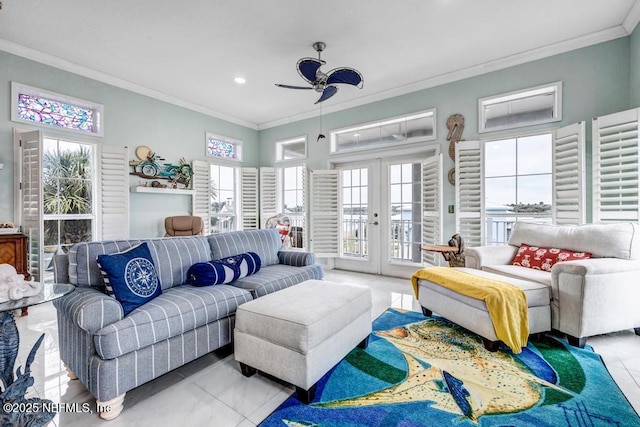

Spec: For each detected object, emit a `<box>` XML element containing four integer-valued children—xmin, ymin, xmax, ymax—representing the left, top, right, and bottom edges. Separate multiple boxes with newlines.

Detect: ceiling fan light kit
<box><xmin>276</xmin><ymin>41</ymin><xmax>364</xmax><ymax>104</ymax></box>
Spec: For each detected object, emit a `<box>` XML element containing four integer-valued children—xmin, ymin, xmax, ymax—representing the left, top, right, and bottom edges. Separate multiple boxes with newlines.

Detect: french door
<box><xmin>333</xmin><ymin>154</ymin><xmax>442</xmax><ymax>278</ymax></box>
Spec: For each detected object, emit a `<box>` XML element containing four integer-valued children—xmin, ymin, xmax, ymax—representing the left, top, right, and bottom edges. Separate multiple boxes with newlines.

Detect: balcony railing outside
<box><xmin>484</xmin><ymin>213</ymin><xmax>552</xmax><ymax>245</ymax></box>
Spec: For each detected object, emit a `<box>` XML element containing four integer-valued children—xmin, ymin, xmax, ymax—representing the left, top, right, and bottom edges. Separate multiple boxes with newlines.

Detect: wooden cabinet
<box><xmin>0</xmin><ymin>233</ymin><xmax>30</xmax><ymax>315</ymax></box>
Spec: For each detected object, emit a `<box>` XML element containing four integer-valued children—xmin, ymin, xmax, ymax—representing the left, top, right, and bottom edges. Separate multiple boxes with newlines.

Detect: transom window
<box><xmin>276</xmin><ymin>136</ymin><xmax>307</xmax><ymax>162</ymax></box>
<box><xmin>479</xmin><ymin>82</ymin><xmax>562</xmax><ymax>133</ymax></box>
<box><xmin>206</xmin><ymin>133</ymin><xmax>242</xmax><ymax>161</ymax></box>
<box><xmin>331</xmin><ymin>109</ymin><xmax>436</xmax><ymax>154</ymax></box>
<box><xmin>483</xmin><ymin>133</ymin><xmax>552</xmax><ymax>244</ymax></box>
<box><xmin>12</xmin><ymin>82</ymin><xmax>103</xmax><ymax>136</ymax></box>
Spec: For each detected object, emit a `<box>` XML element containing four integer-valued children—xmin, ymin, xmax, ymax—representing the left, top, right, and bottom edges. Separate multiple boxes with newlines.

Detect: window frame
<box><xmin>275</xmin><ymin>136</ymin><xmax>307</xmax><ymax>163</ymax></box>
<box><xmin>478</xmin><ymin>81</ymin><xmax>562</xmax><ymax>133</ymax></box>
<box><xmin>481</xmin><ymin>130</ymin><xmax>554</xmax><ymax>244</ymax></box>
<box><xmin>330</xmin><ymin>109</ymin><xmax>437</xmax><ymax>155</ymax></box>
<box><xmin>11</xmin><ymin>82</ymin><xmax>104</xmax><ymax>137</ymax></box>
<box><xmin>205</xmin><ymin>132</ymin><xmax>243</xmax><ymax>162</ymax></box>
<box><xmin>209</xmin><ymin>162</ymin><xmax>240</xmax><ymax>234</ymax></box>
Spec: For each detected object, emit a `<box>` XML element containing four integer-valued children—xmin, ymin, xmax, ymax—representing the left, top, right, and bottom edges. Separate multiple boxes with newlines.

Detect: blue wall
<box><xmin>0</xmin><ymin>51</ymin><xmax>259</xmax><ymax>237</ymax></box>
<box><xmin>0</xmin><ymin>33</ymin><xmax>635</xmax><ymax>239</ymax></box>
<box><xmin>260</xmin><ymin>38</ymin><xmax>631</xmax><ymax>236</ymax></box>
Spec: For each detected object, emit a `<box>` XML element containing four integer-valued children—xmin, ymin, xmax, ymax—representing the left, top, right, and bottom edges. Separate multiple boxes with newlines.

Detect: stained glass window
<box><xmin>11</xmin><ymin>82</ymin><xmax>103</xmax><ymax>136</ymax></box>
<box><xmin>18</xmin><ymin>94</ymin><xmax>95</xmax><ymax>132</ymax></box>
<box><xmin>206</xmin><ymin>133</ymin><xmax>242</xmax><ymax>161</ymax></box>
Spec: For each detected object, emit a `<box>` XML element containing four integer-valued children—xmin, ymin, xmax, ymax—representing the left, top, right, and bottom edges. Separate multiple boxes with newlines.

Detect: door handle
<box><xmin>369</xmin><ymin>221</ymin><xmax>379</xmax><ymax>226</ymax></box>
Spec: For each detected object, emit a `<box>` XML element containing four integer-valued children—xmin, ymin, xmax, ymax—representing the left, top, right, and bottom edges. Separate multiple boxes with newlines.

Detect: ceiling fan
<box><xmin>276</xmin><ymin>41</ymin><xmax>364</xmax><ymax>104</ymax></box>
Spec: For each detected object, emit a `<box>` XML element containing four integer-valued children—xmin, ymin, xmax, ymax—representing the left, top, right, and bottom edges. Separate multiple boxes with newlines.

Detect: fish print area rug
<box><xmin>260</xmin><ymin>309</ymin><xmax>640</xmax><ymax>427</ymax></box>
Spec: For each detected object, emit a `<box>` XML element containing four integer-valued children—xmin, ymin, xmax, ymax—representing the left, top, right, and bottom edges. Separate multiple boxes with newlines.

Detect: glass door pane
<box><xmin>388</xmin><ymin>162</ymin><xmax>422</xmax><ymax>264</ymax></box>
<box><xmin>341</xmin><ymin>168</ymin><xmax>368</xmax><ymax>258</ymax></box>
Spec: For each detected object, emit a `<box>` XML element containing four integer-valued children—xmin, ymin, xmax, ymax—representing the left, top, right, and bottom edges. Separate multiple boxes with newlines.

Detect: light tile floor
<box><xmin>11</xmin><ymin>270</ymin><xmax>640</xmax><ymax>426</ymax></box>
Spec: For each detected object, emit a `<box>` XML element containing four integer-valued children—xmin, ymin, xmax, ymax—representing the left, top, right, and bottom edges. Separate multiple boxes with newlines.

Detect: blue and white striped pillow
<box><xmin>187</xmin><ymin>252</ymin><xmax>261</xmax><ymax>287</ymax></box>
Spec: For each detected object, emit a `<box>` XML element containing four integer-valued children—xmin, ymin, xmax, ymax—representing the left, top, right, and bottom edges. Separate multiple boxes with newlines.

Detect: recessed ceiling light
<box><xmin>234</xmin><ymin>77</ymin><xmax>246</xmax><ymax>84</ymax></box>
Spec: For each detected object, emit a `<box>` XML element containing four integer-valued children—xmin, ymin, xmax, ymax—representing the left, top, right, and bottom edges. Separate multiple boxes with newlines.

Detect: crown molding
<box><xmin>0</xmin><ymin>39</ymin><xmax>258</xmax><ymax>130</ymax></box>
<box><xmin>1</xmin><ymin>19</ymin><xmax>632</xmax><ymax>134</ymax></box>
<box><xmin>623</xmin><ymin>0</ymin><xmax>640</xmax><ymax>33</ymax></box>
<box><xmin>257</xmin><ymin>25</ymin><xmax>629</xmax><ymax>130</ymax></box>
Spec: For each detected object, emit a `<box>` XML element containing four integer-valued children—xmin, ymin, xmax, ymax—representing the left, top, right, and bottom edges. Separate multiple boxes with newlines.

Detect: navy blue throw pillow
<box><xmin>187</xmin><ymin>252</ymin><xmax>261</xmax><ymax>287</ymax></box>
<box><xmin>97</xmin><ymin>242</ymin><xmax>162</xmax><ymax>315</ymax></box>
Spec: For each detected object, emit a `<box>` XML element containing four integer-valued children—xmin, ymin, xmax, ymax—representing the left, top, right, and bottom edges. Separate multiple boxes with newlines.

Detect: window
<box><xmin>210</xmin><ymin>164</ymin><xmax>238</xmax><ymax>233</ymax></box>
<box><xmin>341</xmin><ymin>168</ymin><xmax>368</xmax><ymax>257</ymax></box>
<box><xmin>280</xmin><ymin>165</ymin><xmax>305</xmax><ymax>248</ymax></box>
<box><xmin>43</xmin><ymin>137</ymin><xmax>96</xmax><ymax>278</ymax></box>
<box><xmin>12</xmin><ymin>82</ymin><xmax>103</xmax><ymax>136</ymax></box>
<box><xmin>206</xmin><ymin>133</ymin><xmax>242</xmax><ymax>161</ymax></box>
<box><xmin>479</xmin><ymin>82</ymin><xmax>562</xmax><ymax>133</ymax></box>
<box><xmin>484</xmin><ymin>133</ymin><xmax>552</xmax><ymax>244</ymax></box>
<box><xmin>331</xmin><ymin>109</ymin><xmax>436</xmax><ymax>154</ymax></box>
<box><xmin>276</xmin><ymin>136</ymin><xmax>307</xmax><ymax>162</ymax></box>
<box><xmin>389</xmin><ymin>162</ymin><xmax>422</xmax><ymax>263</ymax></box>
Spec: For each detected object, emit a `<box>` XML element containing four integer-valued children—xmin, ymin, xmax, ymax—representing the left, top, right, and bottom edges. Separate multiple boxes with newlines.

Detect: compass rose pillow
<box><xmin>97</xmin><ymin>242</ymin><xmax>162</xmax><ymax>315</ymax></box>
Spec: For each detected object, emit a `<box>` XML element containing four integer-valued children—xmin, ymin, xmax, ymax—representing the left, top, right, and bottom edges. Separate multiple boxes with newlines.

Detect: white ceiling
<box><xmin>1</xmin><ymin>0</ymin><xmax>639</xmax><ymax>130</ymax></box>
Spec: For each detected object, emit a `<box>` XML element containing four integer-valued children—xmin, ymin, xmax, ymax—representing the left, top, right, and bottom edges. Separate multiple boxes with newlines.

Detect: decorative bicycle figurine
<box><xmin>130</xmin><ymin>146</ymin><xmax>193</xmax><ymax>188</ymax></box>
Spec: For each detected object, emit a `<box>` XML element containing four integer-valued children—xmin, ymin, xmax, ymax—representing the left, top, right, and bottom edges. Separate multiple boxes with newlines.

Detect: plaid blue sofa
<box><xmin>52</xmin><ymin>228</ymin><xmax>323</xmax><ymax>419</ymax></box>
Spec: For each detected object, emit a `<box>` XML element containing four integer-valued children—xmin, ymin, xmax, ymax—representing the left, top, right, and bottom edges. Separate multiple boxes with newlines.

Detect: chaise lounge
<box><xmin>416</xmin><ymin>222</ymin><xmax>640</xmax><ymax>349</ymax></box>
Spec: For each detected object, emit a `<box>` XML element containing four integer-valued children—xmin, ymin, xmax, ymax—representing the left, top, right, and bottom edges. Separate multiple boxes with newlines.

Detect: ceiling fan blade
<box><xmin>315</xmin><ymin>85</ymin><xmax>338</xmax><ymax>104</ymax></box>
<box><xmin>297</xmin><ymin>58</ymin><xmax>325</xmax><ymax>84</ymax></box>
<box><xmin>275</xmin><ymin>84</ymin><xmax>313</xmax><ymax>90</ymax></box>
<box><xmin>326</xmin><ymin>67</ymin><xmax>364</xmax><ymax>88</ymax></box>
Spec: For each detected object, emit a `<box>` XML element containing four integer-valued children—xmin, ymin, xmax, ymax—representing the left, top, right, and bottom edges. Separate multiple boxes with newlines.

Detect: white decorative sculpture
<box><xmin>0</xmin><ymin>263</ymin><xmax>42</xmax><ymax>303</ymax></box>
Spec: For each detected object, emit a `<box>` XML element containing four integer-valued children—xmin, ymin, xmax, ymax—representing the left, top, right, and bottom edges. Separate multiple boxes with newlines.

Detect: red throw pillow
<box><xmin>511</xmin><ymin>243</ymin><xmax>591</xmax><ymax>272</ymax></box>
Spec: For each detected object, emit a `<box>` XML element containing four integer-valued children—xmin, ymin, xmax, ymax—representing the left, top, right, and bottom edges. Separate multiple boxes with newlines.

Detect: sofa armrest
<box><xmin>550</xmin><ymin>258</ymin><xmax>640</xmax><ymax>338</ymax></box>
<box><xmin>465</xmin><ymin>245</ymin><xmax>518</xmax><ymax>269</ymax></box>
<box><xmin>53</xmin><ymin>253</ymin><xmax>70</xmax><ymax>284</ymax></box>
<box><xmin>52</xmin><ymin>286</ymin><xmax>124</xmax><ymax>333</ymax></box>
<box><xmin>278</xmin><ymin>250</ymin><xmax>316</xmax><ymax>267</ymax></box>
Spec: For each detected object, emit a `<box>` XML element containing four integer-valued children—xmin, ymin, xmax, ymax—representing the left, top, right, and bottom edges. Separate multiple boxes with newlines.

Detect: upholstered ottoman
<box><xmin>234</xmin><ymin>279</ymin><xmax>372</xmax><ymax>403</ymax></box>
<box><xmin>416</xmin><ymin>267</ymin><xmax>551</xmax><ymax>351</ymax></box>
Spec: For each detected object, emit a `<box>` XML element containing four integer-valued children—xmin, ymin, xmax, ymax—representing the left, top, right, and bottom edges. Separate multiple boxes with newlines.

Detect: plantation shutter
<box><xmin>455</xmin><ymin>140</ymin><xmax>483</xmax><ymax>247</ymax></box>
<box><xmin>259</xmin><ymin>167</ymin><xmax>277</xmax><ymax>228</ymax></box>
<box><xmin>592</xmin><ymin>108</ymin><xmax>640</xmax><ymax>223</ymax></box>
<box><xmin>422</xmin><ymin>154</ymin><xmax>443</xmax><ymax>265</ymax></box>
<box><xmin>241</xmin><ymin>167</ymin><xmax>259</xmax><ymax>229</ymax></box>
<box><xmin>309</xmin><ymin>170</ymin><xmax>339</xmax><ymax>257</ymax></box>
<box><xmin>192</xmin><ymin>160</ymin><xmax>211</xmax><ymax>235</ymax></box>
<box><xmin>98</xmin><ymin>145</ymin><xmax>130</xmax><ymax>240</ymax></box>
<box><xmin>16</xmin><ymin>129</ymin><xmax>44</xmax><ymax>281</ymax></box>
<box><xmin>552</xmin><ymin>122</ymin><xmax>586</xmax><ymax>225</ymax></box>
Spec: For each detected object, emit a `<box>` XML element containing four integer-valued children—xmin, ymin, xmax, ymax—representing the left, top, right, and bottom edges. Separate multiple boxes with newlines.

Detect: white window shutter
<box><xmin>592</xmin><ymin>108</ymin><xmax>640</xmax><ymax>223</ymax></box>
<box><xmin>553</xmin><ymin>122</ymin><xmax>586</xmax><ymax>225</ymax></box>
<box><xmin>17</xmin><ymin>130</ymin><xmax>44</xmax><ymax>281</ymax></box>
<box><xmin>192</xmin><ymin>160</ymin><xmax>212</xmax><ymax>235</ymax></box>
<box><xmin>422</xmin><ymin>154</ymin><xmax>443</xmax><ymax>265</ymax></box>
<box><xmin>98</xmin><ymin>145</ymin><xmax>130</xmax><ymax>240</ymax></box>
<box><xmin>241</xmin><ymin>167</ymin><xmax>259</xmax><ymax>229</ymax></box>
<box><xmin>455</xmin><ymin>140</ymin><xmax>483</xmax><ymax>247</ymax></box>
<box><xmin>259</xmin><ymin>167</ymin><xmax>277</xmax><ymax>228</ymax></box>
<box><xmin>309</xmin><ymin>170</ymin><xmax>339</xmax><ymax>257</ymax></box>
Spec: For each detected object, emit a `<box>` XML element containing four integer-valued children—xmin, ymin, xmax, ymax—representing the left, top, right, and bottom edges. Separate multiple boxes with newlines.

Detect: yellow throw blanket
<box><xmin>411</xmin><ymin>267</ymin><xmax>529</xmax><ymax>354</ymax></box>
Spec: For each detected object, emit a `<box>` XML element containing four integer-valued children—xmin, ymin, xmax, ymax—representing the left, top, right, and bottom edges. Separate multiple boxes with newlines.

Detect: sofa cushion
<box><xmin>482</xmin><ymin>264</ymin><xmax>551</xmax><ymax>287</ymax></box>
<box><xmin>511</xmin><ymin>243</ymin><xmax>591</xmax><ymax>272</ymax></box>
<box><xmin>207</xmin><ymin>229</ymin><xmax>282</xmax><ymax>267</ymax></box>
<box><xmin>97</xmin><ymin>243</ymin><xmax>163</xmax><ymax>316</ymax></box>
<box><xmin>187</xmin><ymin>252</ymin><xmax>261</xmax><ymax>287</ymax></box>
<box><xmin>93</xmin><ymin>284</ymin><xmax>253</xmax><ymax>359</ymax></box>
<box><xmin>69</xmin><ymin>236</ymin><xmax>212</xmax><ymax>289</ymax></box>
<box><xmin>508</xmin><ymin>222</ymin><xmax>639</xmax><ymax>260</ymax></box>
<box><xmin>230</xmin><ymin>264</ymin><xmax>324</xmax><ymax>298</ymax></box>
